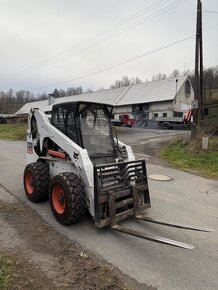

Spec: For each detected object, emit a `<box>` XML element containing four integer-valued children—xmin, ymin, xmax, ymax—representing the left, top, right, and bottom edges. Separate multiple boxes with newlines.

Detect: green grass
<box><xmin>0</xmin><ymin>252</ymin><xmax>11</xmax><ymax>289</ymax></box>
<box><xmin>159</xmin><ymin>137</ymin><xmax>218</xmax><ymax>179</ymax></box>
<box><xmin>0</xmin><ymin>124</ymin><xmax>27</xmax><ymax>141</ymax></box>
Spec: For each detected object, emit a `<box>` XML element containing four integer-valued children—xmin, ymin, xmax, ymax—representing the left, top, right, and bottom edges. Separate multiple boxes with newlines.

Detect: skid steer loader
<box><xmin>23</xmin><ymin>101</ymin><xmax>213</xmax><ymax>249</ymax></box>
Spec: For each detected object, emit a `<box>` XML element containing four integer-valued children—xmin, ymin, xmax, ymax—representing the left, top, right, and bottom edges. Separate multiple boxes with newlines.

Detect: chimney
<box><xmin>48</xmin><ymin>94</ymin><xmax>55</xmax><ymax>105</ymax></box>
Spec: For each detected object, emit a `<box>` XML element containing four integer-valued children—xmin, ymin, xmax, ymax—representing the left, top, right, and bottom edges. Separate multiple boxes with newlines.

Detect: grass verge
<box><xmin>159</xmin><ymin>136</ymin><xmax>218</xmax><ymax>179</ymax></box>
<box><xmin>0</xmin><ymin>124</ymin><xmax>27</xmax><ymax>141</ymax></box>
<box><xmin>0</xmin><ymin>252</ymin><xmax>11</xmax><ymax>289</ymax></box>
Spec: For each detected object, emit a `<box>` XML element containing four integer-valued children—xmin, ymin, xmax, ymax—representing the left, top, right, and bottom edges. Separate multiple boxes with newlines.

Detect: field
<box><xmin>0</xmin><ymin>124</ymin><xmax>27</xmax><ymax>141</ymax></box>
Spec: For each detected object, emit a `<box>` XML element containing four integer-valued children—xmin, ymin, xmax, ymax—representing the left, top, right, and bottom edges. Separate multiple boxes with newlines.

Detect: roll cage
<box><xmin>51</xmin><ymin>101</ymin><xmax>116</xmax><ymax>158</ymax></box>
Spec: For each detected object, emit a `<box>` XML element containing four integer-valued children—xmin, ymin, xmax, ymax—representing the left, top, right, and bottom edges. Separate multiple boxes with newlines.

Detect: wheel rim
<box><xmin>25</xmin><ymin>171</ymin><xmax>34</xmax><ymax>195</ymax></box>
<box><xmin>52</xmin><ymin>185</ymin><xmax>66</xmax><ymax>214</ymax></box>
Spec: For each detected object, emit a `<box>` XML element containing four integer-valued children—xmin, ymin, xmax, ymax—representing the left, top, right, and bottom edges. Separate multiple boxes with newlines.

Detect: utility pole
<box><xmin>199</xmin><ymin>0</ymin><xmax>204</xmax><ymax>123</ymax></box>
<box><xmin>194</xmin><ymin>0</ymin><xmax>203</xmax><ymax>128</ymax></box>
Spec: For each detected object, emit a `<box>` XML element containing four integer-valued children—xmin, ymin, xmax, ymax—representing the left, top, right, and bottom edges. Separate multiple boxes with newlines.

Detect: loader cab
<box><xmin>51</xmin><ymin>101</ymin><xmax>116</xmax><ymax>164</ymax></box>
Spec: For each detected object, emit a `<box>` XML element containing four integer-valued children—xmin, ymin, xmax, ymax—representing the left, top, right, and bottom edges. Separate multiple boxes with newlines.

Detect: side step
<box><xmin>112</xmin><ymin>225</ymin><xmax>194</xmax><ymax>250</ymax></box>
<box><xmin>136</xmin><ymin>215</ymin><xmax>215</xmax><ymax>232</ymax></box>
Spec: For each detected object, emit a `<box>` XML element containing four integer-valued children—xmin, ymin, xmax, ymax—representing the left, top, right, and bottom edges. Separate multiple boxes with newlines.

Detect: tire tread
<box><xmin>24</xmin><ymin>162</ymin><xmax>50</xmax><ymax>202</ymax></box>
<box><xmin>49</xmin><ymin>172</ymin><xmax>86</xmax><ymax>225</ymax></box>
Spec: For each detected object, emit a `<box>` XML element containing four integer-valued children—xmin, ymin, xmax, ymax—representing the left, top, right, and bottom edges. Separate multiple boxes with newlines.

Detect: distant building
<box><xmin>16</xmin><ymin>76</ymin><xmax>194</xmax><ymax>125</ymax></box>
<box><xmin>202</xmin><ymin>99</ymin><xmax>218</xmax><ymax>134</ymax></box>
<box><xmin>0</xmin><ymin>114</ymin><xmax>26</xmax><ymax>124</ymax></box>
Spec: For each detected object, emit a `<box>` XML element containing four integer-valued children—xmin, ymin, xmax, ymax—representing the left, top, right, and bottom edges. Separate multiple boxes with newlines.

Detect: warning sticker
<box><xmin>27</xmin><ymin>142</ymin><xmax>33</xmax><ymax>154</ymax></box>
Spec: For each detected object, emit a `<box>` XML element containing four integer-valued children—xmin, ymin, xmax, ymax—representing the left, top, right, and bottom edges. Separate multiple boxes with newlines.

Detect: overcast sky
<box><xmin>0</xmin><ymin>0</ymin><xmax>217</xmax><ymax>94</ymax></box>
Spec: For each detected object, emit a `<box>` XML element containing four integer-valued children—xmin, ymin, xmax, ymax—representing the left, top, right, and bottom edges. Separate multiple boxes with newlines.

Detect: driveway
<box><xmin>0</xmin><ymin>133</ymin><xmax>217</xmax><ymax>290</ymax></box>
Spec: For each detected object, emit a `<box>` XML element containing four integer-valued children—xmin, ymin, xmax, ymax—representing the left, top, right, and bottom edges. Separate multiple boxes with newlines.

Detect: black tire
<box><xmin>157</xmin><ymin>122</ymin><xmax>162</xmax><ymax>129</ymax></box>
<box><xmin>49</xmin><ymin>173</ymin><xmax>86</xmax><ymax>225</ymax></box>
<box><xmin>184</xmin><ymin>123</ymin><xmax>191</xmax><ymax>129</ymax></box>
<box><xmin>23</xmin><ymin>162</ymin><xmax>50</xmax><ymax>203</ymax></box>
<box><xmin>163</xmin><ymin>122</ymin><xmax>170</xmax><ymax>129</ymax></box>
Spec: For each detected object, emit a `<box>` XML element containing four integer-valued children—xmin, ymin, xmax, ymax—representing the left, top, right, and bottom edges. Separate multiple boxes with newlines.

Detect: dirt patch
<box><xmin>0</xmin><ymin>188</ymin><xmax>155</xmax><ymax>290</ymax></box>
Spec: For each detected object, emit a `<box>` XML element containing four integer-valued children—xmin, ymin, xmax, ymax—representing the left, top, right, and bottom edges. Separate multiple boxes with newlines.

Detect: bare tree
<box><xmin>170</xmin><ymin>69</ymin><xmax>180</xmax><ymax>78</ymax></box>
<box><xmin>38</xmin><ymin>93</ymin><xmax>48</xmax><ymax>100</ymax></box>
<box><xmin>182</xmin><ymin>69</ymin><xmax>192</xmax><ymax>76</ymax></box>
<box><xmin>131</xmin><ymin>77</ymin><xmax>143</xmax><ymax>84</ymax></box>
<box><xmin>53</xmin><ymin>89</ymin><xmax>60</xmax><ymax>98</ymax></box>
<box><xmin>0</xmin><ymin>91</ymin><xmax>6</xmax><ymax>113</ymax></box>
<box><xmin>203</xmin><ymin>66</ymin><xmax>218</xmax><ymax>100</ymax></box>
<box><xmin>152</xmin><ymin>73</ymin><xmax>167</xmax><ymax>81</ymax></box>
<box><xmin>110</xmin><ymin>76</ymin><xmax>132</xmax><ymax>88</ymax></box>
<box><xmin>58</xmin><ymin>89</ymin><xmax>66</xmax><ymax>97</ymax></box>
<box><xmin>85</xmin><ymin>89</ymin><xmax>93</xmax><ymax>93</ymax></box>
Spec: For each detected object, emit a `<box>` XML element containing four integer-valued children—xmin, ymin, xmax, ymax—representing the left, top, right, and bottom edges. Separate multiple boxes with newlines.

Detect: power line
<box><xmin>36</xmin><ymin>0</ymin><xmax>172</xmax><ymax>63</ymax></box>
<box><xmin>36</xmin><ymin>0</ymin><xmax>188</xmax><ymax>65</ymax></box>
<box><xmin>31</xmin><ymin>36</ymin><xmax>194</xmax><ymax>91</ymax></box>
<box><xmin>0</xmin><ymin>0</ymin><xmax>171</xmax><ymax>80</ymax></box>
<box><xmin>0</xmin><ymin>0</ymin><xmax>189</xmax><ymax>80</ymax></box>
<box><xmin>37</xmin><ymin>0</ymin><xmax>189</xmax><ymax>69</ymax></box>
<box><xmin>203</xmin><ymin>24</ymin><xmax>218</xmax><ymax>32</ymax></box>
<box><xmin>202</xmin><ymin>10</ymin><xmax>218</xmax><ymax>14</ymax></box>
<box><xmin>30</xmin><ymin>22</ymin><xmax>218</xmax><ymax>91</ymax></box>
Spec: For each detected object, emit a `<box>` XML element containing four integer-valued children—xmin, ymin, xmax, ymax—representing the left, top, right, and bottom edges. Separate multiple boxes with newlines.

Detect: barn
<box><xmin>16</xmin><ymin>75</ymin><xmax>194</xmax><ymax>125</ymax></box>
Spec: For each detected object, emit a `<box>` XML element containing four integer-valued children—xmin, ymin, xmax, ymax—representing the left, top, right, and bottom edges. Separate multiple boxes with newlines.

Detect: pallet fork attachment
<box><xmin>136</xmin><ymin>216</ymin><xmax>215</xmax><ymax>233</ymax></box>
<box><xmin>112</xmin><ymin>225</ymin><xmax>194</xmax><ymax>250</ymax></box>
<box><xmin>109</xmin><ymin>185</ymin><xmax>214</xmax><ymax>250</ymax></box>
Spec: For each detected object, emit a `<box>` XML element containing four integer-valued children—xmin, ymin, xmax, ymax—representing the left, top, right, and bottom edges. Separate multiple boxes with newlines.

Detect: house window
<box><xmin>185</xmin><ymin>81</ymin><xmax>191</xmax><ymax>95</ymax></box>
<box><xmin>163</xmin><ymin>113</ymin><xmax>167</xmax><ymax>117</ymax></box>
<box><xmin>204</xmin><ymin>108</ymin><xmax>209</xmax><ymax>116</ymax></box>
<box><xmin>173</xmin><ymin>111</ymin><xmax>183</xmax><ymax>117</ymax></box>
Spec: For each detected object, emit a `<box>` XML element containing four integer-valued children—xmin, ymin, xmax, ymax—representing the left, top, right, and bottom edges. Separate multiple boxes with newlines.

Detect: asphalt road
<box><xmin>0</xmin><ymin>129</ymin><xmax>217</xmax><ymax>290</ymax></box>
<box><xmin>117</xmin><ymin>127</ymin><xmax>190</xmax><ymax>165</ymax></box>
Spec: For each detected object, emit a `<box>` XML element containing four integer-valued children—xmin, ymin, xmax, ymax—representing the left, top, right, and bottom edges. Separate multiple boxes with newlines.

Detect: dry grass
<box><xmin>0</xmin><ymin>252</ymin><xmax>11</xmax><ymax>289</ymax></box>
<box><xmin>187</xmin><ymin>135</ymin><xmax>218</xmax><ymax>153</ymax></box>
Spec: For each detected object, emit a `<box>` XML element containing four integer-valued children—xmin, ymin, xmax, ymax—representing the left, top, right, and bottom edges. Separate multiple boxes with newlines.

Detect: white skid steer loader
<box><xmin>23</xmin><ymin>101</ymin><xmax>214</xmax><ymax>249</ymax></box>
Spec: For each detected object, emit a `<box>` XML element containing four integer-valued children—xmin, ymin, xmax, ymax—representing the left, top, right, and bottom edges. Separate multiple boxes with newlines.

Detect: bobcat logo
<box><xmin>74</xmin><ymin>152</ymin><xmax>79</xmax><ymax>159</ymax></box>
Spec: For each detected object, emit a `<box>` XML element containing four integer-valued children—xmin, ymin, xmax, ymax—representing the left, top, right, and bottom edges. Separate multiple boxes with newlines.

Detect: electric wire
<box><xmin>31</xmin><ymin>36</ymin><xmax>194</xmax><ymax>91</ymax></box>
<box><xmin>33</xmin><ymin>0</ymin><xmax>172</xmax><ymax>64</ymax></box>
<box><xmin>0</xmin><ymin>0</ymin><xmax>171</xmax><ymax>80</ymax></box>
<box><xmin>36</xmin><ymin>0</ymin><xmax>189</xmax><ymax>69</ymax></box>
<box><xmin>0</xmin><ymin>0</ymin><xmax>189</xmax><ymax>80</ymax></box>
<box><xmin>202</xmin><ymin>10</ymin><xmax>218</xmax><ymax>14</ymax></box>
<box><xmin>30</xmin><ymin>23</ymin><xmax>218</xmax><ymax>91</ymax></box>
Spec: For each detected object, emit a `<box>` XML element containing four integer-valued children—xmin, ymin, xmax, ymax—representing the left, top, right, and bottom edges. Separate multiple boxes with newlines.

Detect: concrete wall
<box><xmin>148</xmin><ymin>101</ymin><xmax>173</xmax><ymax>119</ymax></box>
<box><xmin>173</xmin><ymin>80</ymin><xmax>194</xmax><ymax>112</ymax></box>
<box><xmin>113</xmin><ymin>105</ymin><xmax>132</xmax><ymax>119</ymax></box>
